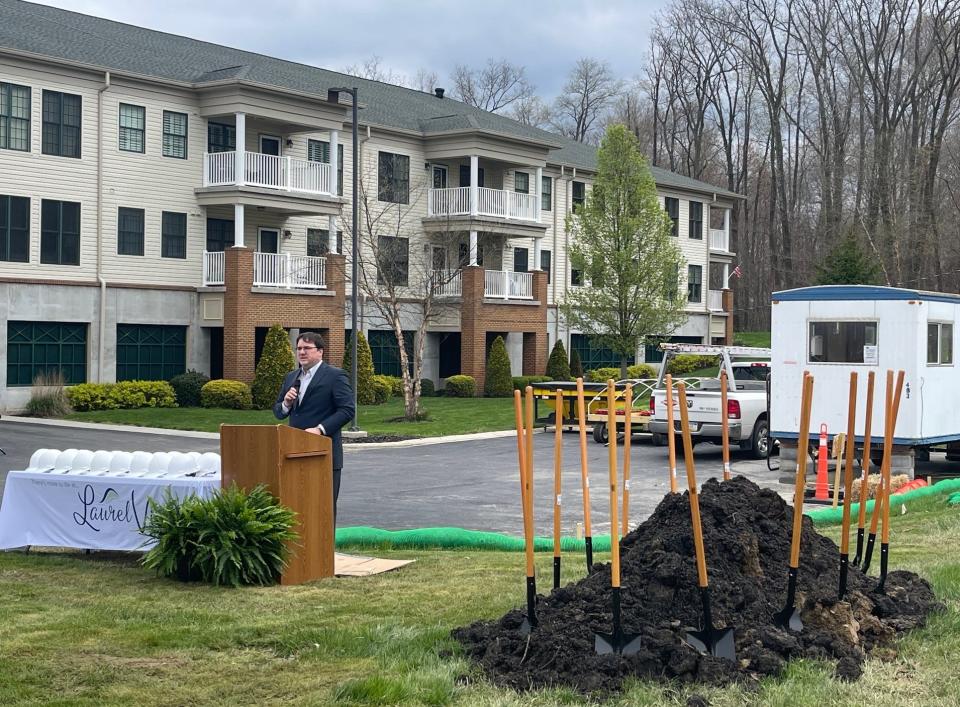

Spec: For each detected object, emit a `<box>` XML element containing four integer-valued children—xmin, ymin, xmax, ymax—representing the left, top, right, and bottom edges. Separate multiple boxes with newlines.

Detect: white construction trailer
<box><xmin>770</xmin><ymin>284</ymin><xmax>960</xmax><ymax>477</ymax></box>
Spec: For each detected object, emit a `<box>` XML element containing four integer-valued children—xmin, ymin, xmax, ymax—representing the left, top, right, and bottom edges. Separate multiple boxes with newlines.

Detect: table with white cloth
<box><xmin>0</xmin><ymin>470</ymin><xmax>219</xmax><ymax>551</ymax></box>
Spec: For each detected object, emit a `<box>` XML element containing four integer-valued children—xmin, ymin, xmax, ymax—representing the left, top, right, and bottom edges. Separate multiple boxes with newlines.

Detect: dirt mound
<box><xmin>453</xmin><ymin>476</ymin><xmax>941</xmax><ymax>694</ymax></box>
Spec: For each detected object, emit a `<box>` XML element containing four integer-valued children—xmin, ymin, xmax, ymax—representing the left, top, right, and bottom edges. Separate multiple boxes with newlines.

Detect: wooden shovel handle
<box><xmin>720</xmin><ymin>370</ymin><xmax>731</xmax><ymax>480</ymax></box>
<box><xmin>607</xmin><ymin>380</ymin><xmax>620</xmax><ymax>588</ymax></box>
<box><xmin>622</xmin><ymin>384</ymin><xmax>632</xmax><ymax>537</ymax></box>
<box><xmin>790</xmin><ymin>373</ymin><xmax>815</xmax><ymax>568</ymax></box>
<box><xmin>857</xmin><ymin>371</ymin><xmax>875</xmax><ymax>530</ymax></box>
<box><xmin>575</xmin><ymin>378</ymin><xmax>592</xmax><ymax>535</ymax></box>
<box><xmin>553</xmin><ymin>389</ymin><xmax>563</xmax><ymax>558</ymax></box>
<box><xmin>524</xmin><ymin>386</ymin><xmax>536</xmax><ymax>576</ymax></box>
<box><xmin>677</xmin><ymin>383</ymin><xmax>708</xmax><ymax>589</ymax></box>
<box><xmin>840</xmin><ymin>372</ymin><xmax>858</xmax><ymax>554</ymax></box>
<box><xmin>881</xmin><ymin>370</ymin><xmax>905</xmax><ymax>544</ymax></box>
<box><xmin>514</xmin><ymin>390</ymin><xmax>528</xmax><ymax>515</ymax></box>
<box><xmin>665</xmin><ymin>374</ymin><xmax>678</xmax><ymax>493</ymax></box>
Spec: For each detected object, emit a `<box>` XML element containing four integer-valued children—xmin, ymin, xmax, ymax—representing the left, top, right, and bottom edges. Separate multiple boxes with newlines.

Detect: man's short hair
<box><xmin>297</xmin><ymin>331</ymin><xmax>325</xmax><ymax>351</ymax></box>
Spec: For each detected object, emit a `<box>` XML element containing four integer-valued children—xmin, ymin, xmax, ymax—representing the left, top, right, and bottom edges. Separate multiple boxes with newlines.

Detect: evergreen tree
<box><xmin>546</xmin><ymin>339</ymin><xmax>572</xmax><ymax>380</ymax></box>
<box><xmin>251</xmin><ymin>325</ymin><xmax>295</xmax><ymax>409</ymax></box>
<box><xmin>344</xmin><ymin>331</ymin><xmax>376</xmax><ymax>405</ymax></box>
<box><xmin>815</xmin><ymin>232</ymin><xmax>883</xmax><ymax>285</ymax></box>
<box><xmin>484</xmin><ymin>336</ymin><xmax>513</xmax><ymax>397</ymax></box>
<box><xmin>570</xmin><ymin>347</ymin><xmax>584</xmax><ymax>379</ymax></box>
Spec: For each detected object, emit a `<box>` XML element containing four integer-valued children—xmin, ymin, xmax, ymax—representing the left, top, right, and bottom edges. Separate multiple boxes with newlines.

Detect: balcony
<box><xmin>428</xmin><ymin>187</ymin><xmax>540</xmax><ymax>223</ymax></box>
<box><xmin>484</xmin><ymin>269</ymin><xmax>533</xmax><ymax>299</ymax></box>
<box><xmin>709</xmin><ymin>228</ymin><xmax>731</xmax><ymax>253</ymax></box>
<box><xmin>202</xmin><ymin>251</ymin><xmax>327</xmax><ymax>290</ymax></box>
<box><xmin>203</xmin><ymin>151</ymin><xmax>334</xmax><ymax>196</ymax></box>
<box><xmin>431</xmin><ymin>269</ymin><xmax>463</xmax><ymax>297</ymax></box>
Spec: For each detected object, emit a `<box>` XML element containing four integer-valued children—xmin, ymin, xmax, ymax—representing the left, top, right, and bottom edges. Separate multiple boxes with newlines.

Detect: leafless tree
<box><xmin>451</xmin><ymin>59</ymin><xmax>535</xmax><ymax>112</ymax></box>
<box><xmin>508</xmin><ymin>94</ymin><xmax>552</xmax><ymax>129</ymax></box>
<box><xmin>343</xmin><ymin>55</ymin><xmax>439</xmax><ymax>94</ymax></box>
<box><xmin>552</xmin><ymin>58</ymin><xmax>622</xmax><ymax>143</ymax></box>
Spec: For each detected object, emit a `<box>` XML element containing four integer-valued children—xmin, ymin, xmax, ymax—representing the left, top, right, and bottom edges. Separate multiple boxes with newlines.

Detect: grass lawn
<box><xmin>734</xmin><ymin>330</ymin><xmax>772</xmax><ymax>348</ymax></box>
<box><xmin>65</xmin><ymin>397</ymin><xmax>517</xmax><ymax>437</ymax></box>
<box><xmin>1</xmin><ymin>493</ymin><xmax>959</xmax><ymax>705</ymax></box>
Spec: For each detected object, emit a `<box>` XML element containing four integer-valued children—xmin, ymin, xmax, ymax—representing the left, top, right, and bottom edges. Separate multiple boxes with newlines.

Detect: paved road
<box><xmin>1</xmin><ymin>420</ymin><xmax>788</xmax><ymax>535</ymax></box>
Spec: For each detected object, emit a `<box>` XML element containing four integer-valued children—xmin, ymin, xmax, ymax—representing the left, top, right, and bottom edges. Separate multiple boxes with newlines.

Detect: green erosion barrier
<box><xmin>805</xmin><ymin>478</ymin><xmax>960</xmax><ymax>525</ymax></box>
<box><xmin>948</xmin><ymin>492</ymin><xmax>960</xmax><ymax>506</ymax></box>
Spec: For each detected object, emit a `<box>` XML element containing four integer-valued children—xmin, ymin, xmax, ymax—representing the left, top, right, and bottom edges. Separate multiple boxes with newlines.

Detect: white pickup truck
<box><xmin>648</xmin><ymin>344</ymin><xmax>773</xmax><ymax>459</ymax></box>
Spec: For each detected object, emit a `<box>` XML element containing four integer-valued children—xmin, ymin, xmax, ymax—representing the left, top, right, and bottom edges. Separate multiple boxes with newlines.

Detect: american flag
<box><xmin>732</xmin><ymin>265</ymin><xmax>742</xmax><ymax>279</ymax></box>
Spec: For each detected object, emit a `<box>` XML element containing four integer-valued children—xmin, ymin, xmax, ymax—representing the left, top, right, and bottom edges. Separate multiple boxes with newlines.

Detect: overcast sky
<box><xmin>36</xmin><ymin>0</ymin><xmax>666</xmax><ymax>98</ymax></box>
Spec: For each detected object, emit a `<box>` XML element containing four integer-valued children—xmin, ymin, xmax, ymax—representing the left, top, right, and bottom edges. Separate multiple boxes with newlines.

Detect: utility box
<box><xmin>770</xmin><ymin>285</ymin><xmax>960</xmax><ymax>477</ymax></box>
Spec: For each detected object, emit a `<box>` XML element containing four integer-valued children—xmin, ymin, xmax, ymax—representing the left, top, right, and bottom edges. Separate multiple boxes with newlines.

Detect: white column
<box><xmin>329</xmin><ymin>129</ymin><xmax>339</xmax><ymax>196</ymax></box>
<box><xmin>535</xmin><ymin>166</ymin><xmax>543</xmax><ymax>224</ymax></box>
<box><xmin>723</xmin><ymin>263</ymin><xmax>730</xmax><ymax>287</ymax></box>
<box><xmin>233</xmin><ymin>203</ymin><xmax>245</xmax><ymax>247</ymax></box>
<box><xmin>469</xmin><ymin>230</ymin><xmax>478</xmax><ymax>266</ymax></box>
<box><xmin>723</xmin><ymin>208</ymin><xmax>731</xmax><ymax>248</ymax></box>
<box><xmin>328</xmin><ymin>215</ymin><xmax>338</xmax><ymax>254</ymax></box>
<box><xmin>470</xmin><ymin>155</ymin><xmax>479</xmax><ymax>217</ymax></box>
<box><xmin>533</xmin><ymin>237</ymin><xmax>542</xmax><ymax>271</ymax></box>
<box><xmin>235</xmin><ymin>112</ymin><xmax>246</xmax><ymax>186</ymax></box>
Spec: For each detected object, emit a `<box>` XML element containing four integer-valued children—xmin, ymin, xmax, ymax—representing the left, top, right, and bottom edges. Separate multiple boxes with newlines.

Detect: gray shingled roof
<box><xmin>0</xmin><ymin>0</ymin><xmax>740</xmax><ymax>199</ymax></box>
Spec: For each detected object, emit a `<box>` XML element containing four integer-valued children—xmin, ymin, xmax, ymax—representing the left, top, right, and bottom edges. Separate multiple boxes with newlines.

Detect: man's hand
<box><xmin>306</xmin><ymin>426</ymin><xmax>322</xmax><ymax>436</ymax></box>
<box><xmin>283</xmin><ymin>386</ymin><xmax>299</xmax><ymax>407</ymax></box>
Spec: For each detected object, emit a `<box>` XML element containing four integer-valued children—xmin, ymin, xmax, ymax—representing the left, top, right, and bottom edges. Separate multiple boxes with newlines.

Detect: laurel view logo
<box><xmin>72</xmin><ymin>484</ymin><xmax>148</xmax><ymax>532</ymax></box>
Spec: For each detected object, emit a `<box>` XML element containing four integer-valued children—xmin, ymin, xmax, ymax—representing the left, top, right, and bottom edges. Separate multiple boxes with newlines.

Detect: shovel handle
<box><xmin>514</xmin><ymin>390</ymin><xmax>528</xmax><ymax>520</ymax></box>
<box><xmin>622</xmin><ymin>384</ymin><xmax>632</xmax><ymax>537</ymax></box>
<box><xmin>677</xmin><ymin>383</ymin><xmax>708</xmax><ymax>589</ymax></box>
<box><xmin>665</xmin><ymin>374</ymin><xmax>678</xmax><ymax>493</ymax></box>
<box><xmin>720</xmin><ymin>371</ymin><xmax>731</xmax><ymax>480</ymax></box>
<box><xmin>524</xmin><ymin>386</ymin><xmax>536</xmax><ymax>577</ymax></box>
<box><xmin>857</xmin><ymin>371</ymin><xmax>875</xmax><ymax>530</ymax></box>
<box><xmin>840</xmin><ymin>372</ymin><xmax>858</xmax><ymax>554</ymax></box>
<box><xmin>576</xmin><ymin>378</ymin><xmax>593</xmax><ymax>536</ymax></box>
<box><xmin>607</xmin><ymin>380</ymin><xmax>620</xmax><ymax>588</ymax></box>
<box><xmin>881</xmin><ymin>370</ymin><xmax>905</xmax><ymax>544</ymax></box>
<box><xmin>790</xmin><ymin>373</ymin><xmax>815</xmax><ymax>568</ymax></box>
<box><xmin>554</xmin><ymin>389</ymin><xmax>563</xmax><ymax>559</ymax></box>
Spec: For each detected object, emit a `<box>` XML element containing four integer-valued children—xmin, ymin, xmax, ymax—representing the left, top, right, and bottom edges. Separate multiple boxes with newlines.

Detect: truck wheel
<box><xmin>651</xmin><ymin>432</ymin><xmax>667</xmax><ymax>447</ymax></box>
<box><xmin>593</xmin><ymin>423</ymin><xmax>608</xmax><ymax>444</ymax></box>
<box><xmin>750</xmin><ymin>417</ymin><xmax>770</xmax><ymax>460</ymax></box>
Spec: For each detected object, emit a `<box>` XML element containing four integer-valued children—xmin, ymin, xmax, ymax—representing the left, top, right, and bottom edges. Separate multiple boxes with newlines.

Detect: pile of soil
<box><xmin>453</xmin><ymin>476</ymin><xmax>941</xmax><ymax>694</ymax></box>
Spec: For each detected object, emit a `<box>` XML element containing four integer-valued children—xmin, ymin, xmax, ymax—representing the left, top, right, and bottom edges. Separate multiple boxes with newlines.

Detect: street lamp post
<box><xmin>330</xmin><ymin>86</ymin><xmax>360</xmax><ymax>430</ymax></box>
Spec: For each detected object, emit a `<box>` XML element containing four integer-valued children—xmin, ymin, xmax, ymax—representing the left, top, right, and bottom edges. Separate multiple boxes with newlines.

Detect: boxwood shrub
<box><xmin>200</xmin><ymin>379</ymin><xmax>253</xmax><ymax>410</ymax></box>
<box><xmin>445</xmin><ymin>374</ymin><xmax>476</xmax><ymax>397</ymax></box>
<box><xmin>68</xmin><ymin>380</ymin><xmax>177</xmax><ymax>411</ymax></box>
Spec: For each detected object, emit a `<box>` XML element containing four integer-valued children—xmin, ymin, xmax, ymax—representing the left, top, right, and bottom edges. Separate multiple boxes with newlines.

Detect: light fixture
<box><xmin>285</xmin><ymin>138</ymin><xmax>294</xmax><ymax>147</ymax></box>
<box><xmin>282</xmin><ymin>229</ymin><xmax>293</xmax><ymax>239</ymax></box>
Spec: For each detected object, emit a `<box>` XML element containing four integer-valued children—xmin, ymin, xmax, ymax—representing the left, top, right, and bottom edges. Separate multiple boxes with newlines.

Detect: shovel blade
<box><xmin>685</xmin><ymin>626</ymin><xmax>736</xmax><ymax>661</ymax></box>
<box><xmin>773</xmin><ymin>605</ymin><xmax>803</xmax><ymax>632</ymax></box>
<box><xmin>594</xmin><ymin>631</ymin><xmax>643</xmax><ymax>656</ymax></box>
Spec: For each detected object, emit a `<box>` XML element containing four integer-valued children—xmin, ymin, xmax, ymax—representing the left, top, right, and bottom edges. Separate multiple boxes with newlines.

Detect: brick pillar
<box><xmin>459</xmin><ymin>266</ymin><xmax>486</xmax><ymax>395</ymax></box>
<box><xmin>325</xmin><ymin>253</ymin><xmax>347</xmax><ymax>366</ymax></box>
<box><xmin>223</xmin><ymin>247</ymin><xmax>256</xmax><ymax>382</ymax></box>
<box><xmin>722</xmin><ymin>288</ymin><xmax>734</xmax><ymax>345</ymax></box>
<box><xmin>531</xmin><ymin>270</ymin><xmax>549</xmax><ymax>373</ymax></box>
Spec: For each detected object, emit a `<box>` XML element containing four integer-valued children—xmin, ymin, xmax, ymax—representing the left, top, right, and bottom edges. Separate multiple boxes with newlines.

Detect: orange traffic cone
<box><xmin>814</xmin><ymin>423</ymin><xmax>830</xmax><ymax>501</ymax></box>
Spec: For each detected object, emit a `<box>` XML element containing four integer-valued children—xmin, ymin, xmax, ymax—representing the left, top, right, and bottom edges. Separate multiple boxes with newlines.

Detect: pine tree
<box><xmin>570</xmin><ymin>347</ymin><xmax>584</xmax><ymax>379</ymax></box>
<box><xmin>484</xmin><ymin>336</ymin><xmax>513</xmax><ymax>397</ymax></box>
<box><xmin>546</xmin><ymin>339</ymin><xmax>572</xmax><ymax>380</ymax></box>
<box><xmin>815</xmin><ymin>232</ymin><xmax>883</xmax><ymax>285</ymax></box>
<box><xmin>251</xmin><ymin>325</ymin><xmax>295</xmax><ymax>409</ymax></box>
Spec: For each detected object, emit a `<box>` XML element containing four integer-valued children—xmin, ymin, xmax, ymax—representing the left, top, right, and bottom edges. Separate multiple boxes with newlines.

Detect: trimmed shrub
<box><xmin>67</xmin><ymin>380</ymin><xmax>176</xmax><ymax>411</ymax></box>
<box><xmin>419</xmin><ymin>378</ymin><xmax>435</xmax><ymax>397</ymax></box>
<box><xmin>512</xmin><ymin>375</ymin><xmax>552</xmax><ymax>391</ymax></box>
<box><xmin>344</xmin><ymin>332</ymin><xmax>376</xmax><ymax>405</ymax></box>
<box><xmin>25</xmin><ymin>370</ymin><xmax>72</xmax><ymax>417</ymax></box>
<box><xmin>170</xmin><ymin>370</ymin><xmax>210</xmax><ymax>408</ymax></box>
<box><xmin>484</xmin><ymin>336</ymin><xmax>513</xmax><ymax>397</ymax></box>
<box><xmin>585</xmin><ymin>367</ymin><xmax>622</xmax><ymax>383</ymax></box>
<box><xmin>380</xmin><ymin>375</ymin><xmax>404</xmax><ymax>397</ymax></box>
<box><xmin>370</xmin><ymin>375</ymin><xmax>392</xmax><ymax>405</ymax></box>
<box><xmin>445</xmin><ymin>375</ymin><xmax>476</xmax><ymax>397</ymax></box>
<box><xmin>666</xmin><ymin>354</ymin><xmax>719</xmax><ymax>376</ymax></box>
<box><xmin>201</xmin><ymin>379</ymin><xmax>253</xmax><ymax>410</ymax></box>
<box><xmin>627</xmin><ymin>363</ymin><xmax>657</xmax><ymax>379</ymax></box>
<box><xmin>140</xmin><ymin>483</ymin><xmax>297</xmax><ymax>587</ymax></box>
<box><xmin>570</xmin><ymin>348</ymin><xmax>584</xmax><ymax>379</ymax></box>
<box><xmin>546</xmin><ymin>340</ymin><xmax>572</xmax><ymax>381</ymax></box>
<box><xmin>252</xmin><ymin>325</ymin><xmax>294</xmax><ymax>409</ymax></box>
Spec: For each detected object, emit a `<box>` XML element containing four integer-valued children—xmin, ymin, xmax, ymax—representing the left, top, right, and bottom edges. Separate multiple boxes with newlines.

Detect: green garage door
<box><xmin>570</xmin><ymin>333</ymin><xmax>635</xmax><ymax>370</ymax></box>
<box><xmin>7</xmin><ymin>321</ymin><xmax>87</xmax><ymax>385</ymax></box>
<box><xmin>116</xmin><ymin>324</ymin><xmax>186</xmax><ymax>381</ymax></box>
<box><xmin>368</xmin><ymin>329</ymin><xmax>414</xmax><ymax>377</ymax></box>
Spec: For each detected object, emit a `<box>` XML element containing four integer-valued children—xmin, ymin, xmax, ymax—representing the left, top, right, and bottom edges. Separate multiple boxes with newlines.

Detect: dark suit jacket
<box><xmin>273</xmin><ymin>362</ymin><xmax>355</xmax><ymax>470</ymax></box>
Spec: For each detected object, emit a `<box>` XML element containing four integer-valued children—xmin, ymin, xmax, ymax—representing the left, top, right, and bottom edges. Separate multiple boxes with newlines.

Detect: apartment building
<box><xmin>0</xmin><ymin>0</ymin><xmax>739</xmax><ymax>411</ymax></box>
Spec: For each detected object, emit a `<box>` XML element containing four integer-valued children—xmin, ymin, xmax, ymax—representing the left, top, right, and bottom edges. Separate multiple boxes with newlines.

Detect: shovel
<box><xmin>838</xmin><ymin>372</ymin><xmax>858</xmax><ymax>599</ymax></box>
<box><xmin>720</xmin><ymin>371</ymin><xmax>732</xmax><ymax>481</ymax></box>
<box><xmin>515</xmin><ymin>387</ymin><xmax>538</xmax><ymax>633</ymax></box>
<box><xmin>677</xmin><ymin>382</ymin><xmax>736</xmax><ymax>660</ymax></box>
<box><xmin>553</xmin><ymin>388</ymin><xmax>563</xmax><ymax>590</ymax></box>
<box><xmin>852</xmin><ymin>371</ymin><xmax>875</xmax><ymax>567</ymax></box>
<box><xmin>665</xmin><ymin>374</ymin><xmax>679</xmax><ymax>493</ymax></box>
<box><xmin>621</xmin><ymin>383</ymin><xmax>633</xmax><ymax>536</ymax></box>
<box><xmin>575</xmin><ymin>378</ymin><xmax>595</xmax><ymax>572</ymax></box>
<box><xmin>774</xmin><ymin>371</ymin><xmax>814</xmax><ymax>632</ymax></box>
<box><xmin>876</xmin><ymin>370</ymin><xmax>905</xmax><ymax>592</ymax></box>
<box><xmin>595</xmin><ymin>380</ymin><xmax>642</xmax><ymax>656</ymax></box>
<box><xmin>862</xmin><ymin>370</ymin><xmax>903</xmax><ymax>576</ymax></box>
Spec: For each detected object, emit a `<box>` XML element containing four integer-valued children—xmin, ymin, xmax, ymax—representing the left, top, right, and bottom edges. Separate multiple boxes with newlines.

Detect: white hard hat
<box><xmin>199</xmin><ymin>452</ymin><xmax>221</xmax><ymax>476</ymax></box>
<box><xmin>90</xmin><ymin>450</ymin><xmax>113</xmax><ymax>474</ymax></box>
<box><xmin>53</xmin><ymin>448</ymin><xmax>79</xmax><ymax>473</ymax></box>
<box><xmin>70</xmin><ymin>449</ymin><xmax>94</xmax><ymax>473</ymax></box>
<box><xmin>108</xmin><ymin>451</ymin><xmax>133</xmax><ymax>475</ymax></box>
<box><xmin>33</xmin><ymin>448</ymin><xmax>61</xmax><ymax>472</ymax></box>
<box><xmin>129</xmin><ymin>451</ymin><xmax>153</xmax><ymax>474</ymax></box>
<box><xmin>166</xmin><ymin>451</ymin><xmax>194</xmax><ymax>477</ymax></box>
<box><xmin>25</xmin><ymin>449</ymin><xmax>52</xmax><ymax>472</ymax></box>
<box><xmin>146</xmin><ymin>452</ymin><xmax>172</xmax><ymax>476</ymax></box>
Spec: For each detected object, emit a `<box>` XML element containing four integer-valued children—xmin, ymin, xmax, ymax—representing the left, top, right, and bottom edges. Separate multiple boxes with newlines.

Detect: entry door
<box><xmin>433</xmin><ymin>165</ymin><xmax>448</xmax><ymax>189</ymax></box>
<box><xmin>260</xmin><ymin>135</ymin><xmax>281</xmax><ymax>156</ymax></box>
<box><xmin>258</xmin><ymin>228</ymin><xmax>280</xmax><ymax>253</ymax></box>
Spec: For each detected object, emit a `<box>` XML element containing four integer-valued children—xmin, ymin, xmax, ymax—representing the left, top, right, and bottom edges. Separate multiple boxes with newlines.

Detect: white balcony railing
<box><xmin>431</xmin><ymin>269</ymin><xmax>463</xmax><ymax>297</ymax></box>
<box><xmin>427</xmin><ymin>186</ymin><xmax>540</xmax><ymax>222</ymax></box>
<box><xmin>253</xmin><ymin>252</ymin><xmax>327</xmax><ymax>289</ymax></box>
<box><xmin>708</xmin><ymin>289</ymin><xmax>724</xmax><ymax>312</ymax></box>
<box><xmin>484</xmin><ymin>269</ymin><xmax>534</xmax><ymax>299</ymax></box>
<box><xmin>203</xmin><ymin>151</ymin><xmax>334</xmax><ymax>196</ymax></box>
<box><xmin>203</xmin><ymin>251</ymin><xmax>225</xmax><ymax>286</ymax></box>
<box><xmin>709</xmin><ymin>228</ymin><xmax>730</xmax><ymax>252</ymax></box>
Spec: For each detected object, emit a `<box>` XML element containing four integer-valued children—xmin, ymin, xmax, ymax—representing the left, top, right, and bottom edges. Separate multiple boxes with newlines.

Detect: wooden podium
<box><xmin>220</xmin><ymin>425</ymin><xmax>334</xmax><ymax>584</ymax></box>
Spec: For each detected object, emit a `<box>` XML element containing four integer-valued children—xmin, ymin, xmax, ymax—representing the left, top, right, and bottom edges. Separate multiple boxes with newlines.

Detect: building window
<box><xmin>1</xmin><ymin>82</ymin><xmax>30</xmax><ymax>152</ymax></box>
<box><xmin>162</xmin><ymin>111</ymin><xmax>187</xmax><ymax>159</ymax></box>
<box><xmin>161</xmin><ymin>211</ymin><xmax>187</xmax><ymax>259</ymax></box>
<box><xmin>665</xmin><ymin>197</ymin><xmax>679</xmax><ymax>236</ymax></box>
<box><xmin>513</xmin><ymin>247</ymin><xmax>529</xmax><ymax>273</ymax></box>
<box><xmin>571</xmin><ymin>267</ymin><xmax>583</xmax><ymax>287</ymax></box>
<box><xmin>809</xmin><ymin>321</ymin><xmax>878</xmax><ymax>363</ymax></box>
<box><xmin>119</xmin><ymin>103</ymin><xmax>145</xmax><ymax>153</ymax></box>
<box><xmin>307</xmin><ymin>139</ymin><xmax>344</xmax><ymax>195</ymax></box>
<box><xmin>689</xmin><ymin>201</ymin><xmax>703</xmax><ymax>239</ymax></box>
<box><xmin>0</xmin><ymin>194</ymin><xmax>29</xmax><ymax>263</ymax></box>
<box><xmin>687</xmin><ymin>265</ymin><xmax>702</xmax><ymax>303</ymax></box>
<box><xmin>541</xmin><ymin>176</ymin><xmax>552</xmax><ymax>211</ymax></box>
<box><xmin>927</xmin><ymin>322</ymin><xmax>953</xmax><ymax>365</ymax></box>
<box><xmin>41</xmin><ymin>90</ymin><xmax>81</xmax><ymax>158</ymax></box>
<box><xmin>117</xmin><ymin>207</ymin><xmax>144</xmax><ymax>256</ymax></box>
<box><xmin>572</xmin><ymin>181</ymin><xmax>585</xmax><ymax>212</ymax></box>
<box><xmin>570</xmin><ymin>333</ymin><xmax>634</xmax><ymax>370</ymax></box>
<box><xmin>377</xmin><ymin>235</ymin><xmax>409</xmax><ymax>285</ymax></box>
<box><xmin>368</xmin><ymin>329</ymin><xmax>414</xmax><ymax>377</ymax></box>
<box><xmin>40</xmin><ymin>199</ymin><xmax>80</xmax><ymax>265</ymax></box>
<box><xmin>378</xmin><ymin>151</ymin><xmax>409</xmax><ymax>204</ymax></box>
<box><xmin>7</xmin><ymin>321</ymin><xmax>87</xmax><ymax>386</ymax></box>
<box><xmin>541</xmin><ymin>249</ymin><xmax>551</xmax><ymax>284</ymax></box>
<box><xmin>514</xmin><ymin>171</ymin><xmax>529</xmax><ymax>194</ymax></box>
<box><xmin>307</xmin><ymin>228</ymin><xmax>343</xmax><ymax>257</ymax></box>
<box><xmin>116</xmin><ymin>324</ymin><xmax>186</xmax><ymax>381</ymax></box>
<box><xmin>205</xmin><ymin>217</ymin><xmax>233</xmax><ymax>252</ymax></box>
<box><xmin>207</xmin><ymin>122</ymin><xmax>235</xmax><ymax>153</ymax></box>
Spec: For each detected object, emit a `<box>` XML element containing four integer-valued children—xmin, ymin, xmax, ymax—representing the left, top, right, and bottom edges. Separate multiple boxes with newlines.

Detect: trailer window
<box><xmin>808</xmin><ymin>321</ymin><xmax>877</xmax><ymax>363</ymax></box>
<box><xmin>927</xmin><ymin>322</ymin><xmax>953</xmax><ymax>365</ymax></box>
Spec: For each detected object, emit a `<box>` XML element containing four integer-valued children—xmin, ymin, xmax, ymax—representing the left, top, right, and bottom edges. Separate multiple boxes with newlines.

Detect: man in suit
<box><xmin>273</xmin><ymin>331</ymin><xmax>355</xmax><ymax>518</ymax></box>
